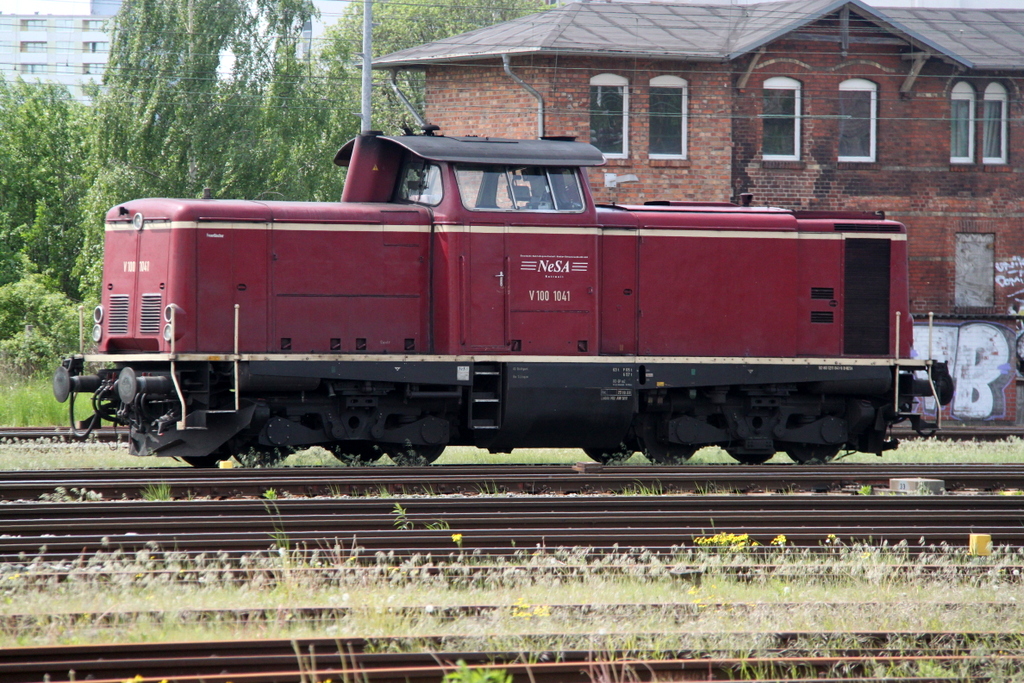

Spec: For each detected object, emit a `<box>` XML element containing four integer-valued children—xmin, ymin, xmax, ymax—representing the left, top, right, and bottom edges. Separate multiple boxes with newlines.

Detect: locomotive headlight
<box><xmin>93</xmin><ymin>304</ymin><xmax>103</xmax><ymax>324</ymax></box>
<box><xmin>161</xmin><ymin>304</ymin><xmax>185</xmax><ymax>342</ymax></box>
<box><xmin>132</xmin><ymin>212</ymin><xmax>144</xmax><ymax>231</ymax></box>
<box><xmin>163</xmin><ymin>303</ymin><xmax>182</xmax><ymax>323</ymax></box>
<box><xmin>92</xmin><ymin>324</ymin><xmax>103</xmax><ymax>343</ymax></box>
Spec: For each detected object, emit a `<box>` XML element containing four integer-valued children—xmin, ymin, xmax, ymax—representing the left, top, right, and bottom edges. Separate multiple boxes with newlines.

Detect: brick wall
<box><xmin>424</xmin><ymin>56</ymin><xmax>734</xmax><ymax>205</ymax></box>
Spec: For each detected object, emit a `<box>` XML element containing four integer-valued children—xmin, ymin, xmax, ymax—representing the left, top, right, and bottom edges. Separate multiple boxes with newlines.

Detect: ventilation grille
<box><xmin>834</xmin><ymin>223</ymin><xmax>900</xmax><ymax>233</ymax></box>
<box><xmin>108</xmin><ymin>294</ymin><xmax>130</xmax><ymax>335</ymax></box>
<box><xmin>810</xmin><ymin>287</ymin><xmax>835</xmax><ymax>300</ymax></box>
<box><xmin>844</xmin><ymin>239</ymin><xmax>891</xmax><ymax>354</ymax></box>
<box><xmin>811</xmin><ymin>311</ymin><xmax>834</xmax><ymax>324</ymax></box>
<box><xmin>140</xmin><ymin>293</ymin><xmax>163</xmax><ymax>334</ymax></box>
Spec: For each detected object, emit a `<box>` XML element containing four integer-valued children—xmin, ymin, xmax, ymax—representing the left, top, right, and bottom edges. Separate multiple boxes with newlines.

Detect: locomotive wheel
<box><xmin>725</xmin><ymin>449</ymin><xmax>774</xmax><ymax>465</ymax></box>
<box><xmin>785</xmin><ymin>444</ymin><xmax>840</xmax><ymax>465</ymax></box>
<box><xmin>638</xmin><ymin>418</ymin><xmax>694</xmax><ymax>465</ymax></box>
<box><xmin>386</xmin><ymin>443</ymin><xmax>445</xmax><ymax>466</ymax></box>
<box><xmin>329</xmin><ymin>441</ymin><xmax>383</xmax><ymax>466</ymax></box>
<box><xmin>583</xmin><ymin>447</ymin><xmax>635</xmax><ymax>465</ymax></box>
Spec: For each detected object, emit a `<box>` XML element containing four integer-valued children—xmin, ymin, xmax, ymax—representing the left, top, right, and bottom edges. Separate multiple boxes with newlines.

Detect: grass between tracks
<box><xmin>3</xmin><ymin>437</ymin><xmax>1024</xmax><ymax>470</ymax></box>
<box><xmin>3</xmin><ymin>539</ymin><xmax>1024</xmax><ymax>680</ymax></box>
<box><xmin>5</xmin><ymin>440</ymin><xmax>1024</xmax><ymax>679</ymax></box>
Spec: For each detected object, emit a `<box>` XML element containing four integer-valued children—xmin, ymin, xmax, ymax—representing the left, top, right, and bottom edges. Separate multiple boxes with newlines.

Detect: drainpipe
<box><xmin>502</xmin><ymin>54</ymin><xmax>544</xmax><ymax>139</ymax></box>
<box><xmin>388</xmin><ymin>69</ymin><xmax>426</xmax><ymax>129</ymax></box>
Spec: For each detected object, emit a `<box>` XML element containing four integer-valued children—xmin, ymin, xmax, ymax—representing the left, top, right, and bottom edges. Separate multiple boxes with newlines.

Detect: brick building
<box><xmin>377</xmin><ymin>0</ymin><xmax>1024</xmax><ymax>423</ymax></box>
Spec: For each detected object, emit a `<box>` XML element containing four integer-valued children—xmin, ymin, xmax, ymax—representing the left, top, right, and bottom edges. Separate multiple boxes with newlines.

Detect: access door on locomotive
<box><xmin>452</xmin><ymin>164</ymin><xmax>600</xmax><ymax>355</ymax></box>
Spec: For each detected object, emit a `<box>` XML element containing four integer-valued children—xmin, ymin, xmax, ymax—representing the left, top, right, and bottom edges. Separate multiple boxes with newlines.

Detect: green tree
<box><xmin>81</xmin><ymin>0</ymin><xmax>361</xmax><ymax>293</ymax></box>
<box><xmin>328</xmin><ymin>0</ymin><xmax>548</xmax><ymax>133</ymax></box>
<box><xmin>0</xmin><ymin>273</ymin><xmax>82</xmax><ymax>376</ymax></box>
<box><xmin>0</xmin><ymin>79</ymin><xmax>92</xmax><ymax>299</ymax></box>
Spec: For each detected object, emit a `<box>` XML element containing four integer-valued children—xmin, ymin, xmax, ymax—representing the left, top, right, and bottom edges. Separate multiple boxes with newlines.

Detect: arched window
<box><xmin>762</xmin><ymin>77</ymin><xmax>801</xmax><ymax>161</ymax></box>
<box><xmin>589</xmin><ymin>74</ymin><xmax>629</xmax><ymax>158</ymax></box>
<box><xmin>982</xmin><ymin>82</ymin><xmax>1008</xmax><ymax>164</ymax></box>
<box><xmin>838</xmin><ymin>78</ymin><xmax>877</xmax><ymax>162</ymax></box>
<box><xmin>649</xmin><ymin>76</ymin><xmax>687</xmax><ymax>159</ymax></box>
<box><xmin>950</xmin><ymin>81</ymin><xmax>975</xmax><ymax>164</ymax></box>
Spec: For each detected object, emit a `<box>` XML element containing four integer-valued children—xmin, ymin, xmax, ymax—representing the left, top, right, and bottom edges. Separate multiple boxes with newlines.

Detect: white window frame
<box><xmin>589</xmin><ymin>73</ymin><xmax>629</xmax><ymax>159</ymax></box>
<box><xmin>21</xmin><ymin>41</ymin><xmax>47</xmax><ymax>53</ymax></box>
<box><xmin>648</xmin><ymin>75</ymin><xmax>688</xmax><ymax>160</ymax></box>
<box><xmin>982</xmin><ymin>82</ymin><xmax>1008</xmax><ymax>165</ymax></box>
<box><xmin>762</xmin><ymin>76</ymin><xmax>802</xmax><ymax>161</ymax></box>
<box><xmin>950</xmin><ymin>81</ymin><xmax>975</xmax><ymax>164</ymax></box>
<box><xmin>838</xmin><ymin>78</ymin><xmax>877</xmax><ymax>163</ymax></box>
<box><xmin>21</xmin><ymin>19</ymin><xmax>46</xmax><ymax>31</ymax></box>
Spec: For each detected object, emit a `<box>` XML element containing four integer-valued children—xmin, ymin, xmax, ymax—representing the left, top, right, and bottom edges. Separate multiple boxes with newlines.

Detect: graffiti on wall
<box><xmin>996</xmin><ymin>256</ymin><xmax>1024</xmax><ymax>309</ymax></box>
<box><xmin>912</xmin><ymin>321</ymin><xmax>1016</xmax><ymax>421</ymax></box>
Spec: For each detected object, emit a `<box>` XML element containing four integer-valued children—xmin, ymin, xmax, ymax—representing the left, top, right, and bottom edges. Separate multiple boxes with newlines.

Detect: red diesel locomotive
<box><xmin>54</xmin><ymin>132</ymin><xmax>952</xmax><ymax>466</ymax></box>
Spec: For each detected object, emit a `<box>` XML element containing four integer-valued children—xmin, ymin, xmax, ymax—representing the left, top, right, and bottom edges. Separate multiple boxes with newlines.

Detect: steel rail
<box><xmin>2</xmin><ymin>634</ymin><xmax>1022</xmax><ymax>683</ymax></box>
<box><xmin>3</xmin><ymin>495</ymin><xmax>1024</xmax><ymax>559</ymax></box>
<box><xmin>5</xmin><ymin>462</ymin><xmax>1024</xmax><ymax>500</ymax></box>
<box><xmin>1</xmin><ymin>649</ymin><xmax>1018</xmax><ymax>683</ymax></box>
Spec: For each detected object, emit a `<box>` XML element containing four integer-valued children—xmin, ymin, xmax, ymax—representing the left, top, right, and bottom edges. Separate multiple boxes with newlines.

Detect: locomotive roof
<box><xmin>334</xmin><ymin>134</ymin><xmax>607</xmax><ymax>168</ymax></box>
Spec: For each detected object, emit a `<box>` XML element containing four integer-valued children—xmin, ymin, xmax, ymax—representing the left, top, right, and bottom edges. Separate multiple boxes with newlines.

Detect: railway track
<box><xmin>3</xmin><ymin>462</ymin><xmax>1024</xmax><ymax>500</ymax></box>
<box><xmin>3</xmin><ymin>494</ymin><xmax>1024</xmax><ymax>561</ymax></box>
<box><xmin>2</xmin><ymin>633</ymin><xmax>1020</xmax><ymax>682</ymax></box>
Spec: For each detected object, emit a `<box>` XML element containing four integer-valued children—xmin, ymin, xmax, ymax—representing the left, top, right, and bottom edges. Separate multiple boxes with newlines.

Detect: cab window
<box><xmin>455</xmin><ymin>165</ymin><xmax>585</xmax><ymax>212</ymax></box>
<box><xmin>396</xmin><ymin>160</ymin><xmax>443</xmax><ymax>206</ymax></box>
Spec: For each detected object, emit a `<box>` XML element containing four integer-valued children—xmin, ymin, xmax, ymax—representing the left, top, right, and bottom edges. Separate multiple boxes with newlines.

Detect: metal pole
<box><xmin>893</xmin><ymin>311</ymin><xmax>901</xmax><ymax>413</ymax></box>
<box><xmin>361</xmin><ymin>0</ymin><xmax>373</xmax><ymax>132</ymax></box>
<box><xmin>78</xmin><ymin>305</ymin><xmax>84</xmax><ymax>353</ymax></box>
<box><xmin>234</xmin><ymin>304</ymin><xmax>240</xmax><ymax>412</ymax></box>
<box><xmin>927</xmin><ymin>311</ymin><xmax>934</xmax><ymax>360</ymax></box>
<box><xmin>169</xmin><ymin>305</ymin><xmax>188</xmax><ymax>430</ymax></box>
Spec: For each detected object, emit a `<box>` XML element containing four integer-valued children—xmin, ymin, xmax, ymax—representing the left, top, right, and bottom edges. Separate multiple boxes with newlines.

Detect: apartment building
<box><xmin>0</xmin><ymin>0</ymin><xmax>120</xmax><ymax>99</ymax></box>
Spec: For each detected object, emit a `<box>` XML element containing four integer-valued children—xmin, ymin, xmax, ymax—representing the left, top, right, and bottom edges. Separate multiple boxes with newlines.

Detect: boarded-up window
<box><xmin>955</xmin><ymin>233</ymin><xmax>994</xmax><ymax>307</ymax></box>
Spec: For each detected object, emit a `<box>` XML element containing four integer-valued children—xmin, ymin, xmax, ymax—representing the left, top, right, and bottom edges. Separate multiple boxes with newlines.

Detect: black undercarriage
<box><xmin>55</xmin><ymin>357</ymin><xmax>953</xmax><ymax>467</ymax></box>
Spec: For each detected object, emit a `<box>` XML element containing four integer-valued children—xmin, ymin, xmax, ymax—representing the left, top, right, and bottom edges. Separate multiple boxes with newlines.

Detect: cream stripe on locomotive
<box><xmin>85</xmin><ymin>352</ymin><xmax>930</xmax><ymax>369</ymax></box>
<box><xmin>106</xmin><ymin>221</ymin><xmax>907</xmax><ymax>241</ymax></box>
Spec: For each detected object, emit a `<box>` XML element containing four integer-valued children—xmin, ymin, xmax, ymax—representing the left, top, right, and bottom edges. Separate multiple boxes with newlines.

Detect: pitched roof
<box><xmin>373</xmin><ymin>0</ymin><xmax>1024</xmax><ymax>71</ymax></box>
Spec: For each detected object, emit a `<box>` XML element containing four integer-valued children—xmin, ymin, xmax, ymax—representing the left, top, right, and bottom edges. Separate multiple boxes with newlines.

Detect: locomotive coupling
<box><xmin>116</xmin><ymin>367</ymin><xmax>175</xmax><ymax>403</ymax></box>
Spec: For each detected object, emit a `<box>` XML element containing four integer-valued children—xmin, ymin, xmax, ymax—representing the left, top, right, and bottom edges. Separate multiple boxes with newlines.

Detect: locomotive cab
<box><xmin>56</xmin><ymin>130</ymin><xmax>952</xmax><ymax>466</ymax></box>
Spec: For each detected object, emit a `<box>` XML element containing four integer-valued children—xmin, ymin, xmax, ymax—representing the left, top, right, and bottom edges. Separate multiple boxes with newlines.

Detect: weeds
<box><xmin>442</xmin><ymin>661</ymin><xmax>512</xmax><ymax>683</ymax></box>
<box><xmin>141</xmin><ymin>482</ymin><xmax>173</xmax><ymax>501</ymax></box>
<box><xmin>474</xmin><ymin>481</ymin><xmax>503</xmax><ymax>496</ymax></box>
<box><xmin>237</xmin><ymin>447</ymin><xmax>288</xmax><ymax>468</ymax></box>
<box><xmin>38</xmin><ymin>486</ymin><xmax>102</xmax><ymax>502</ymax></box>
<box><xmin>392</xmin><ymin>503</ymin><xmax>413</xmax><ymax>530</ymax></box>
<box><xmin>620</xmin><ymin>480</ymin><xmax>664</xmax><ymax>496</ymax></box>
<box><xmin>693</xmin><ymin>532</ymin><xmax>759</xmax><ymax>550</ymax></box>
<box><xmin>0</xmin><ymin>376</ymin><xmax>87</xmax><ymax>427</ymax></box>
